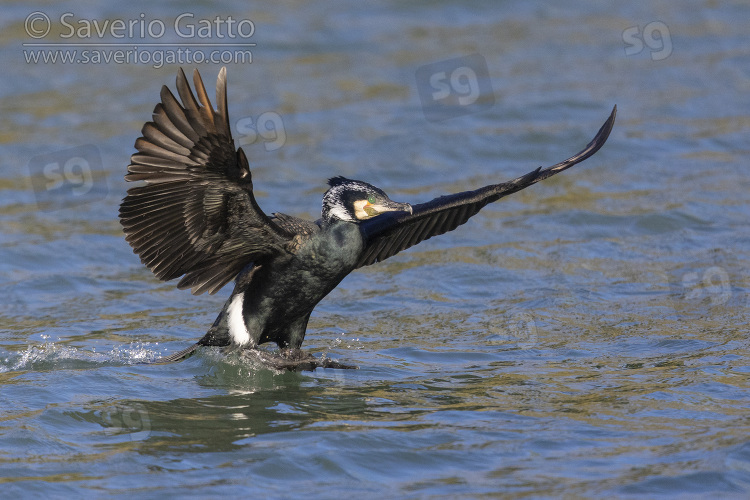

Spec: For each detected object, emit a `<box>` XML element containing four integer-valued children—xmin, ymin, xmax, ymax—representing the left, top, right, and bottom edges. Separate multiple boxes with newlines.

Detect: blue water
<box><xmin>1</xmin><ymin>1</ymin><xmax>749</xmax><ymax>497</ymax></box>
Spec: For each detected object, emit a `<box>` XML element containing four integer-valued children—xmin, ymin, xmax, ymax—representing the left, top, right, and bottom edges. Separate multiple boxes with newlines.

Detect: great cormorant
<box><xmin>119</xmin><ymin>67</ymin><xmax>616</xmax><ymax>370</ymax></box>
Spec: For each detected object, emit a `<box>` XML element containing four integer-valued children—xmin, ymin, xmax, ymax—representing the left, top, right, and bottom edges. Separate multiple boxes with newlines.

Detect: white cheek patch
<box><xmin>227</xmin><ymin>292</ymin><xmax>251</xmax><ymax>346</ymax></box>
<box><xmin>354</xmin><ymin>200</ymin><xmax>392</xmax><ymax>220</ymax></box>
<box><xmin>353</xmin><ymin>199</ymin><xmax>369</xmax><ymax>220</ymax></box>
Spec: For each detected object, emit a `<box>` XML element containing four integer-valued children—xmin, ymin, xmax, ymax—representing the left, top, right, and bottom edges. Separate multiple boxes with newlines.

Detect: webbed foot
<box><xmin>240</xmin><ymin>348</ymin><xmax>357</xmax><ymax>371</ymax></box>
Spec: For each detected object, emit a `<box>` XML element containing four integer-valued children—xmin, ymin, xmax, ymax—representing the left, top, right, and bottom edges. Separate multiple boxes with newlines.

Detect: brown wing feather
<box><xmin>120</xmin><ymin>67</ymin><xmax>294</xmax><ymax>295</ymax></box>
<box><xmin>357</xmin><ymin>106</ymin><xmax>617</xmax><ymax>268</ymax></box>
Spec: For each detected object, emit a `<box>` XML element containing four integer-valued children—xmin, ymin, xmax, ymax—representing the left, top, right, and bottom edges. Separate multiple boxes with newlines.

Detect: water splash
<box><xmin>0</xmin><ymin>341</ymin><xmax>164</xmax><ymax>373</ymax></box>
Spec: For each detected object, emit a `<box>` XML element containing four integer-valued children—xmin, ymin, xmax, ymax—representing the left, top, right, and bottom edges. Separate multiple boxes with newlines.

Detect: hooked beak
<box><xmin>360</xmin><ymin>199</ymin><xmax>413</xmax><ymax>219</ymax></box>
<box><xmin>394</xmin><ymin>202</ymin><xmax>413</xmax><ymax>214</ymax></box>
<box><xmin>386</xmin><ymin>200</ymin><xmax>412</xmax><ymax>215</ymax></box>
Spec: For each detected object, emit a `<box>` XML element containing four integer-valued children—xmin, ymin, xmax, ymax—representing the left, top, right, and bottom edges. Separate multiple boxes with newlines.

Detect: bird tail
<box><xmin>148</xmin><ymin>343</ymin><xmax>201</xmax><ymax>364</ymax></box>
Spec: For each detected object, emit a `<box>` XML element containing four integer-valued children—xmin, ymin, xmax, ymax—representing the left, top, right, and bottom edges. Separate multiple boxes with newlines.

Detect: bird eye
<box><xmin>367</xmin><ymin>195</ymin><xmax>375</xmax><ymax>204</ymax></box>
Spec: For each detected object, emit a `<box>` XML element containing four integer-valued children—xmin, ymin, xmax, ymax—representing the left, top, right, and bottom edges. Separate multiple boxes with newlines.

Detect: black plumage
<box><xmin>120</xmin><ymin>67</ymin><xmax>616</xmax><ymax>370</ymax></box>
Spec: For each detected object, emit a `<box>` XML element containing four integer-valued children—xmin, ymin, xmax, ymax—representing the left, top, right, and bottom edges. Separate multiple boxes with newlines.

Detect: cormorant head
<box><xmin>322</xmin><ymin>176</ymin><xmax>412</xmax><ymax>223</ymax></box>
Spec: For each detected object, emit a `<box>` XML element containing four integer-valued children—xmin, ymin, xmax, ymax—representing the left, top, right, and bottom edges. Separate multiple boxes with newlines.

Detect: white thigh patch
<box><xmin>227</xmin><ymin>292</ymin><xmax>251</xmax><ymax>346</ymax></box>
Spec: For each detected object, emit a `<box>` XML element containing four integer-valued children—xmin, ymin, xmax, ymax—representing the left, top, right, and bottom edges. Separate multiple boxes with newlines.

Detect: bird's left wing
<box><xmin>120</xmin><ymin>67</ymin><xmax>295</xmax><ymax>295</ymax></box>
<box><xmin>356</xmin><ymin>106</ymin><xmax>616</xmax><ymax>268</ymax></box>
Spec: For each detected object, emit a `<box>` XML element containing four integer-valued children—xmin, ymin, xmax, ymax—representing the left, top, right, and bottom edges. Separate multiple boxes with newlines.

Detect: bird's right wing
<box><xmin>356</xmin><ymin>106</ymin><xmax>617</xmax><ymax>268</ymax></box>
<box><xmin>120</xmin><ymin>67</ymin><xmax>295</xmax><ymax>295</ymax></box>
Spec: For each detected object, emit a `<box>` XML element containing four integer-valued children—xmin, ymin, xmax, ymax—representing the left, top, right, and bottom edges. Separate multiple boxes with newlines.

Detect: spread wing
<box><xmin>356</xmin><ymin>105</ymin><xmax>617</xmax><ymax>268</ymax></box>
<box><xmin>119</xmin><ymin>67</ymin><xmax>295</xmax><ymax>295</ymax></box>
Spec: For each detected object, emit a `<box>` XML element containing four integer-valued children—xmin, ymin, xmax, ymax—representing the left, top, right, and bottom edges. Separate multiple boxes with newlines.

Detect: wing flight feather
<box><xmin>357</xmin><ymin>106</ymin><xmax>617</xmax><ymax>268</ymax></box>
<box><xmin>120</xmin><ymin>67</ymin><xmax>294</xmax><ymax>295</ymax></box>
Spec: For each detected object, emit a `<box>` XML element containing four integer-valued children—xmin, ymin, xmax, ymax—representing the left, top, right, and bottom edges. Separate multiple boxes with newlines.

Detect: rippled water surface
<box><xmin>2</xmin><ymin>1</ymin><xmax>749</xmax><ymax>497</ymax></box>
